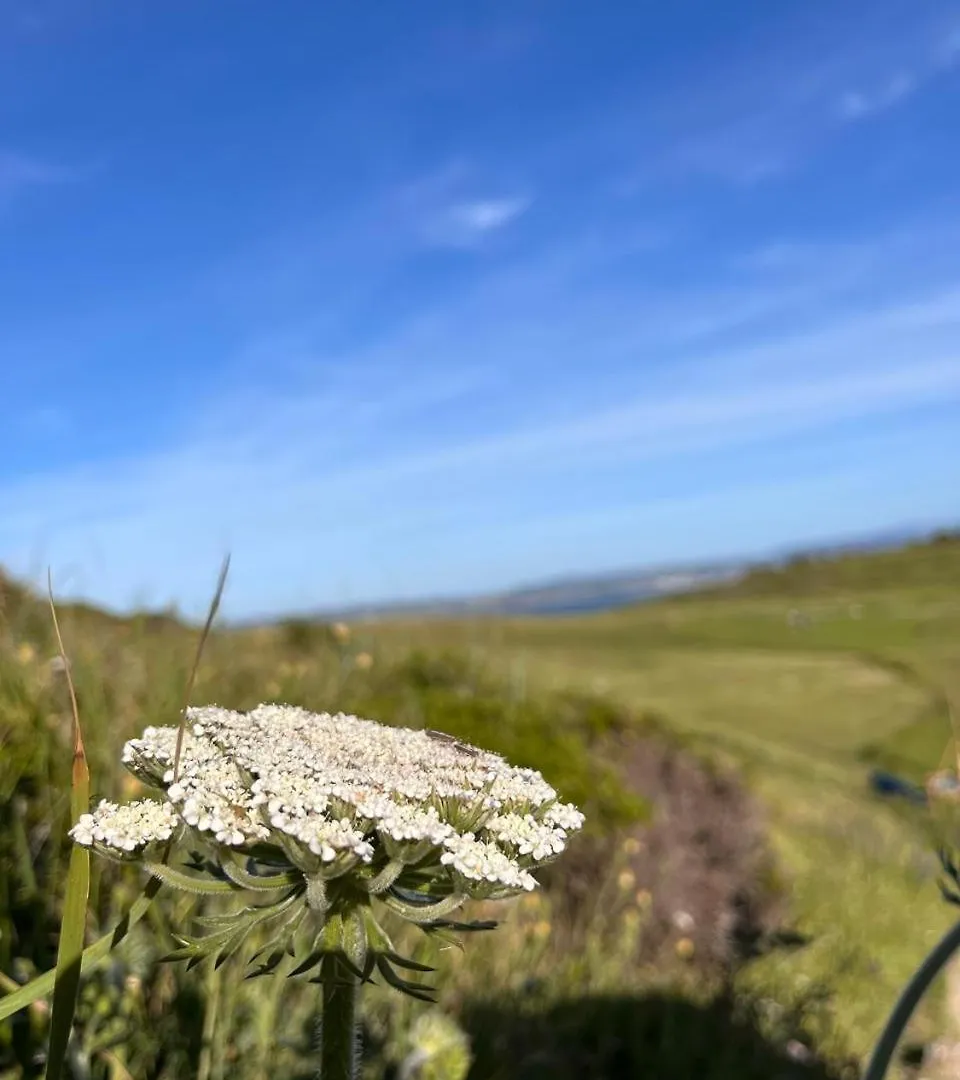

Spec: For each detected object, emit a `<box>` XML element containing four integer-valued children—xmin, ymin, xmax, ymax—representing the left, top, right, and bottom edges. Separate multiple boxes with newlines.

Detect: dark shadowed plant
<box><xmin>862</xmin><ymin>848</ymin><xmax>960</xmax><ymax>1080</ymax></box>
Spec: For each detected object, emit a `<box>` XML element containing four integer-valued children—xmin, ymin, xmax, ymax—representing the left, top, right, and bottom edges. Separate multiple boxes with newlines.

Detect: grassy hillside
<box><xmin>363</xmin><ymin>534</ymin><xmax>960</xmax><ymax>1066</ymax></box>
<box><xmin>698</xmin><ymin>529</ymin><xmax>960</xmax><ymax>598</ymax></box>
<box><xmin>1</xmin><ymin>533</ymin><xmax>959</xmax><ymax>1077</ymax></box>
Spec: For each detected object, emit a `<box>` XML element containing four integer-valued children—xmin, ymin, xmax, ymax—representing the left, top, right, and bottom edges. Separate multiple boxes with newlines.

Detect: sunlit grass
<box><xmin>356</xmin><ymin>546</ymin><xmax>960</xmax><ymax>1066</ymax></box>
<box><xmin>1</xmin><ymin>536</ymin><xmax>958</xmax><ymax>1076</ymax></box>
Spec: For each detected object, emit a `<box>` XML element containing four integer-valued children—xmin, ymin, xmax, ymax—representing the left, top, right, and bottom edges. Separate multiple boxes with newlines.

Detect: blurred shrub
<box><xmin>349</xmin><ymin>650</ymin><xmax>650</xmax><ymax>832</ymax></box>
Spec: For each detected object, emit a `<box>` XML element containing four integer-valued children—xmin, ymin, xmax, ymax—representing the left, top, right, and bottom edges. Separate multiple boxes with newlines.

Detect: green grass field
<box><xmin>363</xmin><ymin>535</ymin><xmax>960</xmax><ymax>1065</ymax></box>
<box><xmin>1</xmin><ymin>534</ymin><xmax>959</xmax><ymax>1078</ymax></box>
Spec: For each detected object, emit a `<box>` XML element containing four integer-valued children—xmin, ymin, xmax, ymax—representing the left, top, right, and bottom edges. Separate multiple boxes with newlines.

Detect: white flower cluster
<box><xmin>77</xmin><ymin>704</ymin><xmax>584</xmax><ymax>895</ymax></box>
<box><xmin>484</xmin><ymin>812</ymin><xmax>570</xmax><ymax>862</ymax></box>
<box><xmin>440</xmin><ymin>833</ymin><xmax>538</xmax><ymax>892</ymax></box>
<box><xmin>71</xmin><ymin>798</ymin><xmax>179</xmax><ymax>856</ymax></box>
<box><xmin>126</xmin><ymin>723</ymin><xmax>269</xmax><ymax>848</ymax></box>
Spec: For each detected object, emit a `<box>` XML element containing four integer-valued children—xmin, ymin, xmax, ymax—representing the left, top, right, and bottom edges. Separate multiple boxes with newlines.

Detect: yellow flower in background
<box><xmin>397</xmin><ymin>1010</ymin><xmax>472</xmax><ymax>1080</ymax></box>
<box><xmin>331</xmin><ymin>621</ymin><xmax>351</xmax><ymax>644</ymax></box>
<box><xmin>121</xmin><ymin>774</ymin><xmax>145</xmax><ymax>799</ymax></box>
<box><xmin>354</xmin><ymin>651</ymin><xmax>374</xmax><ymax>670</ymax></box>
<box><xmin>531</xmin><ymin>919</ymin><xmax>551</xmax><ymax>941</ymax></box>
<box><xmin>16</xmin><ymin>642</ymin><xmax>36</xmax><ymax>665</ymax></box>
<box><xmin>635</xmin><ymin>888</ymin><xmax>652</xmax><ymax>908</ymax></box>
<box><xmin>617</xmin><ymin>868</ymin><xmax>636</xmax><ymax>891</ymax></box>
<box><xmin>675</xmin><ymin>937</ymin><xmax>695</xmax><ymax>961</ymax></box>
<box><xmin>621</xmin><ymin>836</ymin><xmax>642</xmax><ymax>856</ymax></box>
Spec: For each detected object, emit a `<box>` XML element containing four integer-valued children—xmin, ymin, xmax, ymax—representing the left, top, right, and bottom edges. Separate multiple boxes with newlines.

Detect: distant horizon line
<box><xmin>4</xmin><ymin>516</ymin><xmax>955</xmax><ymax>627</ymax></box>
<box><xmin>244</xmin><ymin>517</ymin><xmax>959</xmax><ymax>626</ymax></box>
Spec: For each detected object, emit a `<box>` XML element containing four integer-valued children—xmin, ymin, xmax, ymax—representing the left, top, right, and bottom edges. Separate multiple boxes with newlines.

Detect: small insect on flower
<box><xmin>425</xmin><ymin>729</ymin><xmax>480</xmax><ymax>758</ymax></box>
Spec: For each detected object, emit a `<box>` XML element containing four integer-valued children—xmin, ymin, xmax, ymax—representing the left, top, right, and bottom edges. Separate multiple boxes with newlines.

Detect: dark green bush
<box><xmin>348</xmin><ymin>651</ymin><xmax>650</xmax><ymax>832</ymax></box>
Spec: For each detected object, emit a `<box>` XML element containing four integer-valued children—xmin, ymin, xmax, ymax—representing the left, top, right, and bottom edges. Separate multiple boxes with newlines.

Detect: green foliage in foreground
<box><xmin>0</xmin><ymin>603</ymin><xmax>741</xmax><ymax>1080</ymax></box>
<box><xmin>2</xmin><ymin>533</ymin><xmax>958</xmax><ymax>1078</ymax></box>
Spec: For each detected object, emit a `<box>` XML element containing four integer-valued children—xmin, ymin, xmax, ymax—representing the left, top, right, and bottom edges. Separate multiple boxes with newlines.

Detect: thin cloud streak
<box><xmin>422</xmin><ymin>194</ymin><xmax>532</xmax><ymax>248</ymax></box>
<box><xmin>837</xmin><ymin>72</ymin><xmax>915</xmax><ymax>120</ymax></box>
<box><xmin>3</xmin><ymin>281</ymin><xmax>959</xmax><ymax>539</ymax></box>
<box><xmin>1</xmin><ymin>2</ymin><xmax>959</xmax><ymax>615</ymax></box>
<box><xmin>0</xmin><ymin>150</ymin><xmax>86</xmax><ymax>202</ymax></box>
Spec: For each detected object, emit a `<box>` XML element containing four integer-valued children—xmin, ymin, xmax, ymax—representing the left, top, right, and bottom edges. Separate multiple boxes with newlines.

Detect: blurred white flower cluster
<box><xmin>72</xmin><ymin>704</ymin><xmax>584</xmax><ymax>899</ymax></box>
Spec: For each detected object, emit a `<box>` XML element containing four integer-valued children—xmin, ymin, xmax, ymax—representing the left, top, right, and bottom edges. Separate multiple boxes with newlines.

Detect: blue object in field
<box><xmin>868</xmin><ymin>769</ymin><xmax>928</xmax><ymax>805</ymax></box>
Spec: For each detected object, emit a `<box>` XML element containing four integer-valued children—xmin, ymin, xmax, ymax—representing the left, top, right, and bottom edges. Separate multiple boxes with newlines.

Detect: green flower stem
<box><xmin>864</xmin><ymin>918</ymin><xmax>960</xmax><ymax>1080</ymax></box>
<box><xmin>320</xmin><ymin>954</ymin><xmax>359</xmax><ymax>1080</ymax></box>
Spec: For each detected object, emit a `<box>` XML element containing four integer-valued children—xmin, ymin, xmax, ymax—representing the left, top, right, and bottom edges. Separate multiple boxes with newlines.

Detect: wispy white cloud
<box><xmin>420</xmin><ymin>193</ymin><xmax>531</xmax><ymax>249</ymax></box>
<box><xmin>733</xmin><ymin>220</ymin><xmax>960</xmax><ymax>287</ymax></box>
<box><xmin>0</xmin><ymin>151</ymin><xmax>66</xmax><ymax>188</ymax></box>
<box><xmin>0</xmin><ymin>150</ymin><xmax>91</xmax><ymax>207</ymax></box>
<box><xmin>4</xmin><ymin>224</ymin><xmax>960</xmax><ymax>616</ymax></box>
<box><xmin>837</xmin><ymin>71</ymin><xmax>916</xmax><ymax>121</ymax></box>
<box><xmin>449</xmin><ymin>196</ymin><xmax>530</xmax><ymax>233</ymax></box>
<box><xmin>616</xmin><ymin>11</ymin><xmax>959</xmax><ymax>191</ymax></box>
<box><xmin>834</xmin><ymin>13</ymin><xmax>960</xmax><ymax>124</ymax></box>
<box><xmin>2</xmin><ymin>2</ymin><xmax>959</xmax><ymax>614</ymax></box>
<box><xmin>940</xmin><ymin>26</ymin><xmax>960</xmax><ymax>67</ymax></box>
<box><xmin>387</xmin><ymin>160</ymin><xmax>531</xmax><ymax>249</ymax></box>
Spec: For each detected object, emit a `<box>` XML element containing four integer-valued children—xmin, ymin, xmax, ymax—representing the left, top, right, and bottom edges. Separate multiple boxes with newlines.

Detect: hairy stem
<box><xmin>320</xmin><ymin>954</ymin><xmax>358</xmax><ymax>1080</ymax></box>
<box><xmin>864</xmin><ymin>918</ymin><xmax>960</xmax><ymax>1080</ymax></box>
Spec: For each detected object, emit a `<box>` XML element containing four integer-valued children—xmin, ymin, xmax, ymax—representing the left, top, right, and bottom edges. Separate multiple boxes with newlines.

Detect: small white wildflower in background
<box><xmin>395</xmin><ymin>1008</ymin><xmax>472</xmax><ymax>1080</ymax></box>
<box><xmin>672</xmin><ymin>910</ymin><xmax>695</xmax><ymax>933</ymax></box>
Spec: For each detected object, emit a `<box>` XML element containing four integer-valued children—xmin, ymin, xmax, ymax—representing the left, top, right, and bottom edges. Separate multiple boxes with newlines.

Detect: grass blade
<box><xmin>44</xmin><ymin>574</ymin><xmax>91</xmax><ymax>1079</ymax></box>
<box><xmin>45</xmin><ymin>844</ymin><xmax>90</xmax><ymax>1077</ymax></box>
<box><xmin>173</xmin><ymin>556</ymin><xmax>230</xmax><ymax>781</ymax></box>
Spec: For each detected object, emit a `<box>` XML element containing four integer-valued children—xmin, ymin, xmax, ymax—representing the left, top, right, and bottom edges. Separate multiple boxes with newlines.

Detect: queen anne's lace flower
<box><xmin>72</xmin><ymin>702</ymin><xmax>583</xmax><ymax>997</ymax></box>
<box><xmin>104</xmin><ymin>703</ymin><xmax>583</xmax><ymax>894</ymax></box>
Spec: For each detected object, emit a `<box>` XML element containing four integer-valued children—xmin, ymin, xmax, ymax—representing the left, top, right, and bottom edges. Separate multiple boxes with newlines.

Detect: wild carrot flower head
<box><xmin>71</xmin><ymin>704</ymin><xmax>584</xmax><ymax>997</ymax></box>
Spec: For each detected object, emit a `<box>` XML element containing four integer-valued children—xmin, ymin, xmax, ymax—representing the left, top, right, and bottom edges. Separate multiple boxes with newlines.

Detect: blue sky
<box><xmin>1</xmin><ymin>0</ymin><xmax>959</xmax><ymax>618</ymax></box>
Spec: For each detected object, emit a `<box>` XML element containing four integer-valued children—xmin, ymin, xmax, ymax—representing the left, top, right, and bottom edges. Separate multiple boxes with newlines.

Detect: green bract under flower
<box><xmin>70</xmin><ymin>704</ymin><xmax>584</xmax><ymax>997</ymax></box>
